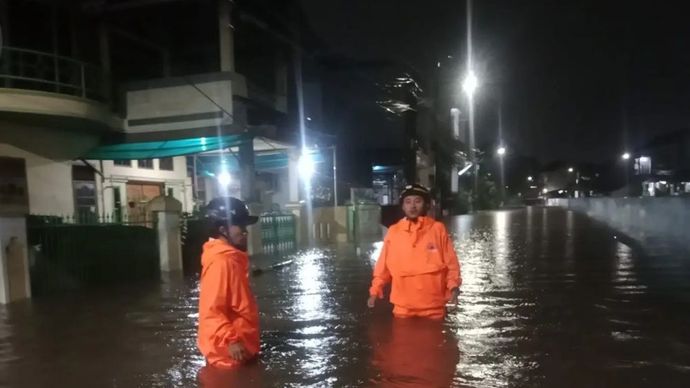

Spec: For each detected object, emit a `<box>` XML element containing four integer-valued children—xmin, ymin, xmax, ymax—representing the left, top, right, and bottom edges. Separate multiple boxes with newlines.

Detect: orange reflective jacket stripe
<box><xmin>197</xmin><ymin>239</ymin><xmax>260</xmax><ymax>369</ymax></box>
<box><xmin>370</xmin><ymin>217</ymin><xmax>461</xmax><ymax>312</ymax></box>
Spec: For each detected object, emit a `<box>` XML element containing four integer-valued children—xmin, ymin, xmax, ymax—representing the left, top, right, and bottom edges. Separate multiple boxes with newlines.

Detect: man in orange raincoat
<box><xmin>368</xmin><ymin>184</ymin><xmax>461</xmax><ymax>319</ymax></box>
<box><xmin>197</xmin><ymin>197</ymin><xmax>260</xmax><ymax>369</ymax></box>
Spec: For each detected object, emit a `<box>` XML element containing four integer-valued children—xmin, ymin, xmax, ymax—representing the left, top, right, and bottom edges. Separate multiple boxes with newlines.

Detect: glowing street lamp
<box><xmin>568</xmin><ymin>167</ymin><xmax>574</xmax><ymax>173</ymax></box>
<box><xmin>462</xmin><ymin>70</ymin><xmax>479</xmax><ymax>97</ymax></box>
<box><xmin>216</xmin><ymin>170</ymin><xmax>231</xmax><ymax>187</ymax></box>
<box><xmin>622</xmin><ymin>152</ymin><xmax>631</xmax><ymax>160</ymax></box>
<box><xmin>497</xmin><ymin>146</ymin><xmax>506</xmax><ymax>156</ymax></box>
<box><xmin>527</xmin><ymin>176</ymin><xmax>534</xmax><ymax>182</ymax></box>
<box><xmin>298</xmin><ymin>150</ymin><xmax>315</xmax><ymax>182</ymax></box>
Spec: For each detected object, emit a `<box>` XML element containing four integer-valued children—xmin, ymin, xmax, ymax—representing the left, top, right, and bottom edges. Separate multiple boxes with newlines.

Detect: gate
<box><xmin>27</xmin><ymin>215</ymin><xmax>159</xmax><ymax>296</ymax></box>
<box><xmin>260</xmin><ymin>213</ymin><xmax>297</xmax><ymax>255</ymax></box>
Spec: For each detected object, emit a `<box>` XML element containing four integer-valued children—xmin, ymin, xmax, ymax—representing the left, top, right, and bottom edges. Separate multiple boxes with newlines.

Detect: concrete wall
<box><xmin>0</xmin><ymin>216</ymin><xmax>31</xmax><ymax>304</ymax></box>
<box><xmin>547</xmin><ymin>197</ymin><xmax>690</xmax><ymax>242</ymax></box>
<box><xmin>95</xmin><ymin>156</ymin><xmax>194</xmax><ymax>215</ymax></box>
<box><xmin>0</xmin><ymin>144</ymin><xmax>74</xmax><ymax>215</ymax></box>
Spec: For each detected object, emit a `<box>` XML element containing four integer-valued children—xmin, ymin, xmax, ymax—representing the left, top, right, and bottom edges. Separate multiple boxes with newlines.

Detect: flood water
<box><xmin>1</xmin><ymin>207</ymin><xmax>690</xmax><ymax>387</ymax></box>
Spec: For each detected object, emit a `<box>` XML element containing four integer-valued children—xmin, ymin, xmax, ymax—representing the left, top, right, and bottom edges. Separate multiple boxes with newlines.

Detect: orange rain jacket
<box><xmin>197</xmin><ymin>238</ymin><xmax>260</xmax><ymax>369</ymax></box>
<box><xmin>370</xmin><ymin>216</ymin><xmax>461</xmax><ymax>317</ymax></box>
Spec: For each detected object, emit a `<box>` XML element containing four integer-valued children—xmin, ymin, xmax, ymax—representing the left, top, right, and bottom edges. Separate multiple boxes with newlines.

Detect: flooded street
<box><xmin>1</xmin><ymin>207</ymin><xmax>690</xmax><ymax>387</ymax></box>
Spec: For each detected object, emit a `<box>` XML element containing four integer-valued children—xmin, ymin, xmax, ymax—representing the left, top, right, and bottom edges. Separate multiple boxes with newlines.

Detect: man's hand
<box><xmin>228</xmin><ymin>341</ymin><xmax>248</xmax><ymax>361</ymax></box>
<box><xmin>367</xmin><ymin>295</ymin><xmax>377</xmax><ymax>308</ymax></box>
<box><xmin>446</xmin><ymin>288</ymin><xmax>460</xmax><ymax>313</ymax></box>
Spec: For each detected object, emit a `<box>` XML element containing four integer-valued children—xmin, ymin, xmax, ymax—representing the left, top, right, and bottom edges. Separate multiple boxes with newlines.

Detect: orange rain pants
<box><xmin>197</xmin><ymin>238</ymin><xmax>260</xmax><ymax>369</ymax></box>
<box><xmin>370</xmin><ymin>216</ymin><xmax>461</xmax><ymax>319</ymax></box>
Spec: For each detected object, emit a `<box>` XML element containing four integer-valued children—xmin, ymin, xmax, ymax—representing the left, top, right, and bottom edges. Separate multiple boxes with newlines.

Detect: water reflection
<box><xmin>1</xmin><ymin>208</ymin><xmax>689</xmax><ymax>387</ymax></box>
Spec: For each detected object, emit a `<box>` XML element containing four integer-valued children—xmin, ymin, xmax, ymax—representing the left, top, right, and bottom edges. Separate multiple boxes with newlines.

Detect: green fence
<box><xmin>260</xmin><ymin>214</ymin><xmax>297</xmax><ymax>255</ymax></box>
<box><xmin>27</xmin><ymin>215</ymin><xmax>159</xmax><ymax>295</ymax></box>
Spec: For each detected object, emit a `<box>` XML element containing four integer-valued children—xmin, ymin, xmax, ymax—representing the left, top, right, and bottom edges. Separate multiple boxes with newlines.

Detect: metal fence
<box><xmin>27</xmin><ymin>214</ymin><xmax>159</xmax><ymax>296</ymax></box>
<box><xmin>260</xmin><ymin>213</ymin><xmax>297</xmax><ymax>255</ymax></box>
<box><xmin>0</xmin><ymin>46</ymin><xmax>108</xmax><ymax>101</ymax></box>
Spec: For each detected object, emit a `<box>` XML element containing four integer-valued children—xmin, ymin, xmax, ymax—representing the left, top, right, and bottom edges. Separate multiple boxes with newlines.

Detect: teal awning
<box><xmin>197</xmin><ymin>150</ymin><xmax>327</xmax><ymax>174</ymax></box>
<box><xmin>82</xmin><ymin>134</ymin><xmax>251</xmax><ymax>160</ymax></box>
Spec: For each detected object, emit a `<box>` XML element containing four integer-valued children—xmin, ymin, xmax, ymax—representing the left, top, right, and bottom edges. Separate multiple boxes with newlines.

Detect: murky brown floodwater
<box><xmin>1</xmin><ymin>207</ymin><xmax>690</xmax><ymax>387</ymax></box>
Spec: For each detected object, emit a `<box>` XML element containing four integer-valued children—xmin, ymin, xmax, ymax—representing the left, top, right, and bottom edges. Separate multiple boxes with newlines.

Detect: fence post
<box><xmin>0</xmin><ymin>215</ymin><xmax>32</xmax><ymax>304</ymax></box>
<box><xmin>246</xmin><ymin>203</ymin><xmax>263</xmax><ymax>256</ymax></box>
<box><xmin>147</xmin><ymin>196</ymin><xmax>183</xmax><ymax>274</ymax></box>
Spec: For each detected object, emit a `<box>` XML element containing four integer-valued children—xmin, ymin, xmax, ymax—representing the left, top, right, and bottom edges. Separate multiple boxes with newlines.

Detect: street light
<box><xmin>568</xmin><ymin>167</ymin><xmax>574</xmax><ymax>173</ymax></box>
<box><xmin>622</xmin><ymin>152</ymin><xmax>631</xmax><ymax>160</ymax></box>
<box><xmin>462</xmin><ymin>70</ymin><xmax>479</xmax><ymax>97</ymax></box>
<box><xmin>497</xmin><ymin>146</ymin><xmax>506</xmax><ymax>156</ymax></box>
<box><xmin>527</xmin><ymin>176</ymin><xmax>534</xmax><ymax>182</ymax></box>
<box><xmin>298</xmin><ymin>150</ymin><xmax>315</xmax><ymax>182</ymax></box>
<box><xmin>217</xmin><ymin>170</ymin><xmax>231</xmax><ymax>187</ymax></box>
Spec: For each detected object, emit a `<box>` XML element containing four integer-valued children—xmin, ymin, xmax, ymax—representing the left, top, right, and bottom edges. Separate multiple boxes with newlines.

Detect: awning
<box><xmin>82</xmin><ymin>134</ymin><xmax>251</xmax><ymax>160</ymax></box>
<box><xmin>196</xmin><ymin>150</ymin><xmax>326</xmax><ymax>174</ymax></box>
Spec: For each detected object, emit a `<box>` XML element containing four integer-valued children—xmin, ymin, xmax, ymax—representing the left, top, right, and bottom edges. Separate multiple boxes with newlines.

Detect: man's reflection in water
<box><xmin>369</xmin><ymin>316</ymin><xmax>460</xmax><ymax>387</ymax></box>
<box><xmin>197</xmin><ymin>360</ymin><xmax>264</xmax><ymax>388</ymax></box>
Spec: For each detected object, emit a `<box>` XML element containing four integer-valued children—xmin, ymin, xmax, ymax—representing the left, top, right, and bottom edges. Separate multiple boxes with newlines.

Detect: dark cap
<box><xmin>205</xmin><ymin>197</ymin><xmax>259</xmax><ymax>226</ymax></box>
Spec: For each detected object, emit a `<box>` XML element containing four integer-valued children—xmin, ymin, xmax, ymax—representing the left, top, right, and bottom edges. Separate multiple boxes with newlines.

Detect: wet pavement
<box><xmin>1</xmin><ymin>207</ymin><xmax>690</xmax><ymax>387</ymax></box>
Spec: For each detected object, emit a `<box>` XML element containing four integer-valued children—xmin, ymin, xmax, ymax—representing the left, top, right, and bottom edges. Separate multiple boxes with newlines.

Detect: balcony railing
<box><xmin>0</xmin><ymin>46</ymin><xmax>108</xmax><ymax>102</ymax></box>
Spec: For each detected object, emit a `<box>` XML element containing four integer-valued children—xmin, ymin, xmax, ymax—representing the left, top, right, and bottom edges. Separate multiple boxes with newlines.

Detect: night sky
<box><xmin>300</xmin><ymin>0</ymin><xmax>690</xmax><ymax>163</ymax></box>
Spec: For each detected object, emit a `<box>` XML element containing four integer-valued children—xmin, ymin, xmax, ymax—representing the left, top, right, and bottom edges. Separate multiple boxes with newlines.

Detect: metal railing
<box><xmin>260</xmin><ymin>213</ymin><xmax>297</xmax><ymax>255</ymax></box>
<box><xmin>0</xmin><ymin>46</ymin><xmax>108</xmax><ymax>101</ymax></box>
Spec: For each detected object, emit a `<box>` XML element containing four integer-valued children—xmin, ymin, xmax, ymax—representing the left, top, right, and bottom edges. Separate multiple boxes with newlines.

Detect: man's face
<box><xmin>221</xmin><ymin>224</ymin><xmax>249</xmax><ymax>251</ymax></box>
<box><xmin>402</xmin><ymin>195</ymin><xmax>426</xmax><ymax>219</ymax></box>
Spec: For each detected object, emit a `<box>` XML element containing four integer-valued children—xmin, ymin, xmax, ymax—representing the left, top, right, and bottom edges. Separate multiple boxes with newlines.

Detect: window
<box><xmin>72</xmin><ymin>165</ymin><xmax>97</xmax><ymax>223</ymax></box>
<box><xmin>159</xmin><ymin>157</ymin><xmax>174</xmax><ymax>171</ymax></box>
<box><xmin>137</xmin><ymin>159</ymin><xmax>154</xmax><ymax>169</ymax></box>
<box><xmin>0</xmin><ymin>157</ymin><xmax>29</xmax><ymax>211</ymax></box>
<box><xmin>114</xmin><ymin>160</ymin><xmax>132</xmax><ymax>167</ymax></box>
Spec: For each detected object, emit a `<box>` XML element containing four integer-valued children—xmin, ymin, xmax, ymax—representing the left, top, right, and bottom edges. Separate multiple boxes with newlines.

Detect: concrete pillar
<box><xmin>147</xmin><ymin>196</ymin><xmax>183</xmax><ymax>273</ymax></box>
<box><xmin>286</xmin><ymin>202</ymin><xmax>307</xmax><ymax>247</ymax></box>
<box><xmin>0</xmin><ymin>216</ymin><xmax>31</xmax><ymax>304</ymax></box>
<box><xmin>288</xmin><ymin>148</ymin><xmax>300</xmax><ymax>202</ymax></box>
<box><xmin>99</xmin><ymin>21</ymin><xmax>112</xmax><ymax>99</ymax></box>
<box><xmin>239</xmin><ymin>139</ymin><xmax>256</xmax><ymax>202</ymax></box>
<box><xmin>218</xmin><ymin>0</ymin><xmax>235</xmax><ymax>72</ymax></box>
<box><xmin>246</xmin><ymin>203</ymin><xmax>263</xmax><ymax>256</ymax></box>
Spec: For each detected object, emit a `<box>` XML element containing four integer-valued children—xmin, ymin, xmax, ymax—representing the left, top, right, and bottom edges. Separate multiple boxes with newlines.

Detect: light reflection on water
<box><xmin>1</xmin><ymin>208</ymin><xmax>689</xmax><ymax>387</ymax></box>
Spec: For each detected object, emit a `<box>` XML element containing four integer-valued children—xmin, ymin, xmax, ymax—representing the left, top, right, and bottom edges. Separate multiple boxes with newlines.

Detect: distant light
<box><xmin>527</xmin><ymin>176</ymin><xmax>534</xmax><ymax>182</ymax></box>
<box><xmin>497</xmin><ymin>146</ymin><xmax>506</xmax><ymax>156</ymax></box>
<box><xmin>558</xmin><ymin>190</ymin><xmax>564</xmax><ymax>194</ymax></box>
<box><xmin>622</xmin><ymin>152</ymin><xmax>631</xmax><ymax>160</ymax></box>
<box><xmin>568</xmin><ymin>167</ymin><xmax>574</xmax><ymax>173</ymax></box>
<box><xmin>307</xmin><ymin>117</ymin><xmax>312</xmax><ymax>121</ymax></box>
<box><xmin>437</xmin><ymin>61</ymin><xmax>441</xmax><ymax>68</ymax></box>
<box><xmin>450</xmin><ymin>107</ymin><xmax>460</xmax><ymax>115</ymax></box>
<box><xmin>298</xmin><ymin>150</ymin><xmax>315</xmax><ymax>181</ymax></box>
<box><xmin>458</xmin><ymin>163</ymin><xmax>473</xmax><ymax>176</ymax></box>
<box><xmin>217</xmin><ymin>171</ymin><xmax>231</xmax><ymax>186</ymax></box>
<box><xmin>462</xmin><ymin>71</ymin><xmax>479</xmax><ymax>97</ymax></box>
<box><xmin>542</xmin><ymin>188</ymin><xmax>548</xmax><ymax>194</ymax></box>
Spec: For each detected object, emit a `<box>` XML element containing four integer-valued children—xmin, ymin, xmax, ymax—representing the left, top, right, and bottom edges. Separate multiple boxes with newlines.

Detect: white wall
<box><xmin>94</xmin><ymin>156</ymin><xmax>194</xmax><ymax>215</ymax></box>
<box><xmin>126</xmin><ymin>80</ymin><xmax>233</xmax><ymax>133</ymax></box>
<box><xmin>0</xmin><ymin>144</ymin><xmax>74</xmax><ymax>215</ymax></box>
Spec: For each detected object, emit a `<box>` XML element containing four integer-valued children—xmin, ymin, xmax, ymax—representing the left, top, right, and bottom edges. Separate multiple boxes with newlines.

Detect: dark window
<box><xmin>0</xmin><ymin>157</ymin><xmax>29</xmax><ymax>210</ymax></box>
<box><xmin>159</xmin><ymin>157</ymin><xmax>174</xmax><ymax>171</ymax></box>
<box><xmin>137</xmin><ymin>159</ymin><xmax>154</xmax><ymax>169</ymax></box>
<box><xmin>114</xmin><ymin>160</ymin><xmax>132</xmax><ymax>167</ymax></box>
<box><xmin>72</xmin><ymin>166</ymin><xmax>97</xmax><ymax>223</ymax></box>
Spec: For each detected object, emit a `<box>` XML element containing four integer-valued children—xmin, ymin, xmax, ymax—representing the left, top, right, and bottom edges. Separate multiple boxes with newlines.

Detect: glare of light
<box><xmin>217</xmin><ymin>170</ymin><xmax>231</xmax><ymax>186</ymax></box>
<box><xmin>568</xmin><ymin>167</ymin><xmax>574</xmax><ymax>173</ymax></box>
<box><xmin>458</xmin><ymin>163</ymin><xmax>473</xmax><ymax>176</ymax></box>
<box><xmin>307</xmin><ymin>117</ymin><xmax>312</xmax><ymax>121</ymax></box>
<box><xmin>558</xmin><ymin>190</ymin><xmax>565</xmax><ymax>194</ymax></box>
<box><xmin>527</xmin><ymin>176</ymin><xmax>534</xmax><ymax>182</ymax></box>
<box><xmin>542</xmin><ymin>188</ymin><xmax>548</xmax><ymax>194</ymax></box>
<box><xmin>622</xmin><ymin>152</ymin><xmax>631</xmax><ymax>160</ymax></box>
<box><xmin>450</xmin><ymin>107</ymin><xmax>460</xmax><ymax>115</ymax></box>
<box><xmin>462</xmin><ymin>70</ymin><xmax>479</xmax><ymax>97</ymax></box>
<box><xmin>298</xmin><ymin>150</ymin><xmax>315</xmax><ymax>181</ymax></box>
<box><xmin>497</xmin><ymin>146</ymin><xmax>506</xmax><ymax>156</ymax></box>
